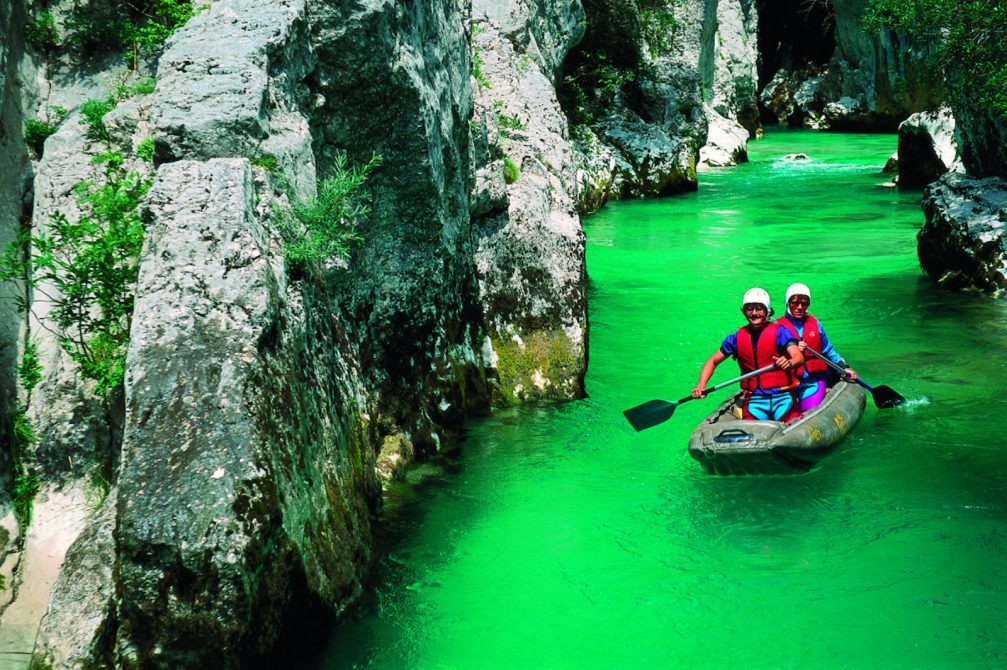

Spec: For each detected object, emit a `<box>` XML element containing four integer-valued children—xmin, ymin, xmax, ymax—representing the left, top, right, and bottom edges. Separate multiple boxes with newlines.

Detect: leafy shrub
<box><xmin>0</xmin><ymin>153</ymin><xmax>150</xmax><ymax>395</ymax></box>
<box><xmin>12</xmin><ymin>469</ymin><xmax>41</xmax><ymax>528</ymax></box>
<box><xmin>639</xmin><ymin>2</ymin><xmax>677</xmax><ymax>58</ymax></box>
<box><xmin>24</xmin><ymin>119</ymin><xmax>59</xmax><ymax>156</ymax></box>
<box><xmin>25</xmin><ymin>11</ymin><xmax>59</xmax><ymax>51</ymax></box>
<box><xmin>275</xmin><ymin>151</ymin><xmax>381</xmax><ymax>268</ymax></box>
<box><xmin>497</xmin><ymin>112</ymin><xmax>526</xmax><ymax>131</ymax></box>
<box><xmin>18</xmin><ymin>340</ymin><xmax>42</xmax><ymax>396</ymax></box>
<box><xmin>66</xmin><ymin>0</ymin><xmax>194</xmax><ymax>62</ymax></box>
<box><xmin>23</xmin><ymin>106</ymin><xmax>68</xmax><ymax>157</ymax></box>
<box><xmin>471</xmin><ymin>51</ymin><xmax>491</xmax><ymax>90</ymax></box>
<box><xmin>115</xmin><ymin>77</ymin><xmax>157</xmax><ymax>99</ymax></box>
<box><xmin>136</xmin><ymin>137</ymin><xmax>155</xmax><ymax>162</ymax></box>
<box><xmin>250</xmin><ymin>153</ymin><xmax>278</xmax><ymax>172</ymax></box>
<box><xmin>558</xmin><ymin>51</ymin><xmax>635</xmax><ymax>127</ymax></box>
<box><xmin>503</xmin><ymin>155</ymin><xmax>521</xmax><ymax>184</ymax></box>
<box><xmin>865</xmin><ymin>0</ymin><xmax>1007</xmax><ymax>113</ymax></box>
<box><xmin>80</xmin><ymin>98</ymin><xmax>116</xmax><ymax>143</ymax></box>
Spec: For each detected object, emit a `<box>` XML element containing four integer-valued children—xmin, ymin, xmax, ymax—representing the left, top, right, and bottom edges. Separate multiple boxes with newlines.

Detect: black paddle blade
<box><xmin>623</xmin><ymin>399</ymin><xmax>677</xmax><ymax>431</ymax></box>
<box><xmin>872</xmin><ymin>385</ymin><xmax>906</xmax><ymax>409</ymax></box>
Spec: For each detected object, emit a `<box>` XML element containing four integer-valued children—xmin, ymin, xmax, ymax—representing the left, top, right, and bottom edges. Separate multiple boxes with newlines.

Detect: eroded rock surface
<box><xmin>919</xmin><ymin>173</ymin><xmax>1007</xmax><ymax>292</ymax></box>
<box><xmin>897</xmin><ymin>107</ymin><xmax>959</xmax><ymax>188</ymax></box>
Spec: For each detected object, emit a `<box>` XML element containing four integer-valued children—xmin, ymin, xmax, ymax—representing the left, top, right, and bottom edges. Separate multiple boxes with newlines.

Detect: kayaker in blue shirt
<box><xmin>777</xmin><ymin>282</ymin><xmax>858</xmax><ymax>411</ymax></box>
<box><xmin>692</xmin><ymin>288</ymin><xmax>803</xmax><ymax>421</ymax></box>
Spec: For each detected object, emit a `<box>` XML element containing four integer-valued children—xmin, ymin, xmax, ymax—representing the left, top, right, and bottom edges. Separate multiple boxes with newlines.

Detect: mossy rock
<box><xmin>489</xmin><ymin>329</ymin><xmax>581</xmax><ymax>406</ymax></box>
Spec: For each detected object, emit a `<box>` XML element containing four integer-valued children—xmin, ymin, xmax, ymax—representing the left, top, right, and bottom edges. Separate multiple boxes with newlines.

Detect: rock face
<box><xmin>828</xmin><ymin>0</ymin><xmax>941</xmax><ymax>128</ymax></box>
<box><xmin>897</xmin><ymin>107</ymin><xmax>959</xmax><ymax>189</ymax></box>
<box><xmin>757</xmin><ymin>0</ymin><xmax>942</xmax><ymax>130</ymax></box>
<box><xmin>114</xmin><ymin>158</ymin><xmax>365</xmax><ymax>666</ymax></box>
<box><xmin>918</xmin><ymin>173</ymin><xmax>1007</xmax><ymax>292</ymax></box>
<box><xmin>0</xmin><ymin>0</ymin><xmax>29</xmax><ymax>479</ymax></box>
<box><xmin>307</xmin><ymin>0</ymin><xmax>494</xmax><ymax>436</ymax></box>
<box><xmin>3</xmin><ymin>0</ymin><xmax>591</xmax><ymax>666</ymax></box>
<box><xmin>566</xmin><ymin>0</ymin><xmax>762</xmax><ymax>205</ymax></box>
<box><xmin>954</xmin><ymin>107</ymin><xmax>1007</xmax><ymax>180</ymax></box>
<box><xmin>469</xmin><ymin>0</ymin><xmax>588</xmax><ymax>405</ymax></box>
<box><xmin>708</xmin><ymin>0</ymin><xmax>760</xmax><ymax>135</ymax></box>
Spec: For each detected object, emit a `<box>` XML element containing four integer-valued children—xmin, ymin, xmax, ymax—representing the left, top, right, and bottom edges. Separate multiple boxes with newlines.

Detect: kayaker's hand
<box><xmin>691</xmin><ymin>387</ymin><xmax>707</xmax><ymax>399</ymax></box>
<box><xmin>798</xmin><ymin>340</ymin><xmax>807</xmax><ymax>352</ymax></box>
<box><xmin>773</xmin><ymin>355</ymin><xmax>791</xmax><ymax>370</ymax></box>
<box><xmin>844</xmin><ymin>367</ymin><xmax>858</xmax><ymax>381</ymax></box>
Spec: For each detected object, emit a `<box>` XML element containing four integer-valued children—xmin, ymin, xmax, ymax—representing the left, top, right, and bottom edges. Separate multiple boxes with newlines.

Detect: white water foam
<box><xmin>898</xmin><ymin>396</ymin><xmax>930</xmax><ymax>412</ymax></box>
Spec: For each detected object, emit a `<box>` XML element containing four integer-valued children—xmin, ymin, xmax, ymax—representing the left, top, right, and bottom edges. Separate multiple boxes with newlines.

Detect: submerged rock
<box><xmin>918</xmin><ymin>173</ymin><xmax>1007</xmax><ymax>292</ymax></box>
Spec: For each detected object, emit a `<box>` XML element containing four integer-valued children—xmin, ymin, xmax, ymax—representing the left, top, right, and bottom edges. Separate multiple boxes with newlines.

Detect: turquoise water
<box><xmin>322</xmin><ymin>130</ymin><xmax>1007</xmax><ymax>668</ymax></box>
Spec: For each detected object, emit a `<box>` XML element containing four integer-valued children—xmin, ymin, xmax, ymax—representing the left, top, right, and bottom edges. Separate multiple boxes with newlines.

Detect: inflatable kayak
<box><xmin>687</xmin><ymin>380</ymin><xmax>866</xmax><ymax>475</ymax></box>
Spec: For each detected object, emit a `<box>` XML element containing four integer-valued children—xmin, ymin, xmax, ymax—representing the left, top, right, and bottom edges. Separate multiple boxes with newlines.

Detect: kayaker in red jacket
<box><xmin>692</xmin><ymin>288</ymin><xmax>804</xmax><ymax>421</ymax></box>
<box><xmin>777</xmin><ymin>282</ymin><xmax>858</xmax><ymax>411</ymax></box>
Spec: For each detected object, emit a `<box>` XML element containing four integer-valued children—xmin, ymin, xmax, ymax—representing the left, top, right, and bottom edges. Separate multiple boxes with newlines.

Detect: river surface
<box><xmin>321</xmin><ymin>130</ymin><xmax>1007</xmax><ymax>668</ymax></box>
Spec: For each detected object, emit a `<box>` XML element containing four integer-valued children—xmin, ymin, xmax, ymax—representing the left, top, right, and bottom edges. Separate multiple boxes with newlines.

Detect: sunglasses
<box><xmin>788</xmin><ymin>299</ymin><xmax>810</xmax><ymax>307</ymax></box>
<box><xmin>743</xmin><ymin>304</ymin><xmax>767</xmax><ymax>313</ymax></box>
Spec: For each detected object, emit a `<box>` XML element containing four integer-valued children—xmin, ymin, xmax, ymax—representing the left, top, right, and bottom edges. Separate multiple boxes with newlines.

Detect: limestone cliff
<box><xmin>0</xmin><ymin>0</ymin><xmax>588</xmax><ymax>666</ymax></box>
<box><xmin>3</xmin><ymin>0</ymin><xmax>1002</xmax><ymax>667</ymax></box>
<box><xmin>561</xmin><ymin>0</ymin><xmax>762</xmax><ymax>208</ymax></box>
<box><xmin>757</xmin><ymin>0</ymin><xmax>942</xmax><ymax>131</ymax></box>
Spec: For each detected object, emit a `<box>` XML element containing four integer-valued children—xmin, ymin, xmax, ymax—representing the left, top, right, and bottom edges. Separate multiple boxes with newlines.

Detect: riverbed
<box><xmin>321</xmin><ymin>130</ymin><xmax>1007</xmax><ymax>668</ymax></box>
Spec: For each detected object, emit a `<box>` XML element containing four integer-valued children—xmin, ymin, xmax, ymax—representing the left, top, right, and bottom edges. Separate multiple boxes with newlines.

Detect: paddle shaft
<box><xmin>802</xmin><ymin>346</ymin><xmax>875</xmax><ymax>391</ymax></box>
<box><xmin>676</xmin><ymin>363</ymin><xmax>777</xmax><ymax>405</ymax></box>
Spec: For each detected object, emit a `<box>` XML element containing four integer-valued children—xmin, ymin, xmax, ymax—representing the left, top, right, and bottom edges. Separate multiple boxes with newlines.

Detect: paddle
<box><xmin>622</xmin><ymin>364</ymin><xmax>776</xmax><ymax>432</ymax></box>
<box><xmin>803</xmin><ymin>346</ymin><xmax>905</xmax><ymax>409</ymax></box>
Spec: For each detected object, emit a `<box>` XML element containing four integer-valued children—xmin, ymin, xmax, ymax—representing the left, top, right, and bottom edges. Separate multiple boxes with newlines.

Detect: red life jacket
<box><xmin>778</xmin><ymin>314</ymin><xmax>828</xmax><ymax>374</ymax></box>
<box><xmin>736</xmin><ymin>322</ymin><xmax>796</xmax><ymax>391</ymax></box>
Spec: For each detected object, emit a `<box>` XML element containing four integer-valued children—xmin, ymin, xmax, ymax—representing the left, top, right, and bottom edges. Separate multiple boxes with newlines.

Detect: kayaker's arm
<box><xmin>692</xmin><ymin>350</ymin><xmax>727</xmax><ymax>398</ymax></box>
<box><xmin>774</xmin><ymin>343</ymin><xmax>803</xmax><ymax>370</ymax></box>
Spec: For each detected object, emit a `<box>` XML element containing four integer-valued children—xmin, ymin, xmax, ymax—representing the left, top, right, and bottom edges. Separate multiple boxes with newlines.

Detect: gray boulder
<box><xmin>918</xmin><ymin>173</ymin><xmax>1007</xmax><ymax>292</ymax></box>
<box><xmin>897</xmin><ymin>107</ymin><xmax>960</xmax><ymax>188</ymax></box>
<box><xmin>699</xmin><ymin>107</ymin><xmax>749</xmax><ymax>168</ymax></box>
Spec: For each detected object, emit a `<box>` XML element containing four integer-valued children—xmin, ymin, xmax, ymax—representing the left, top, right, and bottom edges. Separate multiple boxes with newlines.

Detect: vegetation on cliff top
<box><xmin>865</xmin><ymin>0</ymin><xmax>1007</xmax><ymax>113</ymax></box>
<box><xmin>27</xmin><ymin>0</ymin><xmax>195</xmax><ymax>66</ymax></box>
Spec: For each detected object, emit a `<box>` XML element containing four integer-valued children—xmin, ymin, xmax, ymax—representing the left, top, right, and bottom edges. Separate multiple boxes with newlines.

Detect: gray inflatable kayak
<box><xmin>687</xmin><ymin>380</ymin><xmax>866</xmax><ymax>475</ymax></box>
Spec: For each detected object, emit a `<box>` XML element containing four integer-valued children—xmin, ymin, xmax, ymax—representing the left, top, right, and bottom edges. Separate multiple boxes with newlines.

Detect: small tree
<box><xmin>275</xmin><ymin>151</ymin><xmax>382</xmax><ymax>269</ymax></box>
<box><xmin>0</xmin><ymin>152</ymin><xmax>150</xmax><ymax>395</ymax></box>
<box><xmin>865</xmin><ymin>0</ymin><xmax>1007</xmax><ymax>113</ymax></box>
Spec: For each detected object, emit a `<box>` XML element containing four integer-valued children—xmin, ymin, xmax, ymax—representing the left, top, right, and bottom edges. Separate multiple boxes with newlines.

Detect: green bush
<box><xmin>12</xmin><ymin>469</ymin><xmax>41</xmax><ymax>529</ymax></box>
<box><xmin>250</xmin><ymin>153</ymin><xmax>278</xmax><ymax>172</ymax></box>
<box><xmin>23</xmin><ymin>106</ymin><xmax>68</xmax><ymax>156</ymax></box>
<box><xmin>18</xmin><ymin>340</ymin><xmax>43</xmax><ymax>396</ymax></box>
<box><xmin>275</xmin><ymin>151</ymin><xmax>381</xmax><ymax>268</ymax></box>
<box><xmin>558</xmin><ymin>51</ymin><xmax>635</xmax><ymax>127</ymax></box>
<box><xmin>503</xmin><ymin>155</ymin><xmax>521</xmax><ymax>184</ymax></box>
<box><xmin>497</xmin><ymin>112</ymin><xmax>526</xmax><ymax>131</ymax></box>
<box><xmin>471</xmin><ymin>51</ymin><xmax>491</xmax><ymax>90</ymax></box>
<box><xmin>25</xmin><ymin>11</ymin><xmax>59</xmax><ymax>51</ymax></box>
<box><xmin>865</xmin><ymin>0</ymin><xmax>1007</xmax><ymax>113</ymax></box>
<box><xmin>136</xmin><ymin>137</ymin><xmax>155</xmax><ymax>162</ymax></box>
<box><xmin>66</xmin><ymin>0</ymin><xmax>194</xmax><ymax>61</ymax></box>
<box><xmin>115</xmin><ymin>77</ymin><xmax>157</xmax><ymax>100</ymax></box>
<box><xmin>0</xmin><ymin>153</ymin><xmax>149</xmax><ymax>395</ymax></box>
<box><xmin>24</xmin><ymin>119</ymin><xmax>59</xmax><ymax>156</ymax></box>
<box><xmin>80</xmin><ymin>98</ymin><xmax>116</xmax><ymax>143</ymax></box>
<box><xmin>639</xmin><ymin>1</ymin><xmax>677</xmax><ymax>58</ymax></box>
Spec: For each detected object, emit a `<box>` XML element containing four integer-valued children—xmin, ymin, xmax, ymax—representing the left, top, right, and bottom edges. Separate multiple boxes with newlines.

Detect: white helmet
<box><xmin>785</xmin><ymin>282</ymin><xmax>811</xmax><ymax>304</ymax></box>
<box><xmin>741</xmin><ymin>287</ymin><xmax>773</xmax><ymax>316</ymax></box>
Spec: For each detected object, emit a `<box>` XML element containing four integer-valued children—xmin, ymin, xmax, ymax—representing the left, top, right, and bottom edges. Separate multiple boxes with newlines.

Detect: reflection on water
<box><xmin>319</xmin><ymin>129</ymin><xmax>1007</xmax><ymax>669</ymax></box>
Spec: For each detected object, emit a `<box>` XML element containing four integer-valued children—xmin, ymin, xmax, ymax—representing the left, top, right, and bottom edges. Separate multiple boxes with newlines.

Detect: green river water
<box><xmin>321</xmin><ymin>130</ymin><xmax>1007</xmax><ymax>668</ymax></box>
